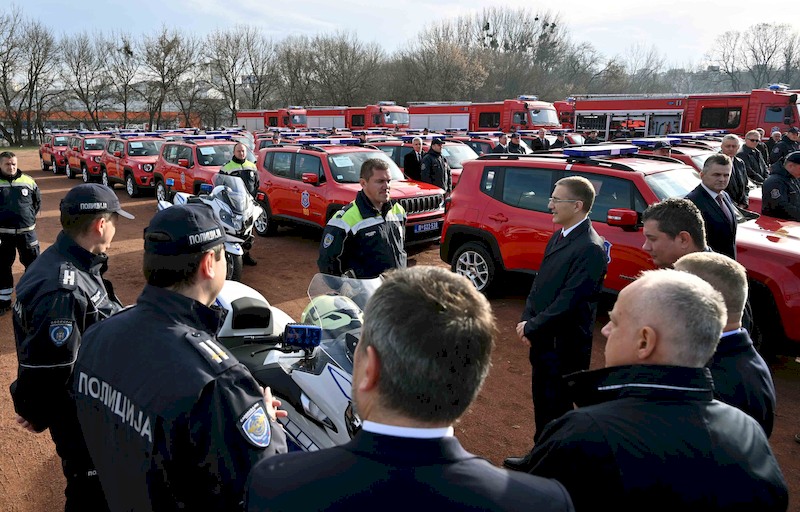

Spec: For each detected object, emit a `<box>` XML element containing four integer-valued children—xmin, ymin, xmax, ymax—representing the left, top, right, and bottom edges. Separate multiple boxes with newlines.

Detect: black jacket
<box><xmin>528</xmin><ymin>365</ymin><xmax>789</xmax><ymax>512</ymax></box>
<box><xmin>74</xmin><ymin>285</ymin><xmax>287</xmax><ymax>512</ymax></box>
<box><xmin>246</xmin><ymin>430</ymin><xmax>575</xmax><ymax>512</ymax></box>
<box><xmin>762</xmin><ymin>162</ymin><xmax>800</xmax><ymax>220</ymax></box>
<box><xmin>507</xmin><ymin>141</ymin><xmax>526</xmax><ymax>154</ymax></box>
<box><xmin>0</xmin><ymin>170</ymin><xmax>40</xmax><ymax>231</ymax></box>
<box><xmin>723</xmin><ymin>154</ymin><xmax>750</xmax><ymax>208</ymax></box>
<box><xmin>318</xmin><ymin>190</ymin><xmax>407</xmax><ymax>279</ymax></box>
<box><xmin>707</xmin><ymin>329</ymin><xmax>776</xmax><ymax>437</ymax></box>
<box><xmin>737</xmin><ymin>145</ymin><xmax>769</xmax><ymax>185</ymax></box>
<box><xmin>421</xmin><ymin>148</ymin><xmax>452</xmax><ymax>192</ymax></box>
<box><xmin>490</xmin><ymin>143</ymin><xmax>509</xmax><ymax>154</ymax></box>
<box><xmin>402</xmin><ymin>150</ymin><xmax>424</xmax><ymax>181</ymax></box>
<box><xmin>769</xmin><ymin>134</ymin><xmax>799</xmax><ymax>164</ymax></box>
<box><xmin>530</xmin><ymin>137</ymin><xmax>551</xmax><ymax>151</ymax></box>
<box><xmin>10</xmin><ymin>231</ymin><xmax>123</xmax><ymax>466</ymax></box>
<box><xmin>685</xmin><ymin>185</ymin><xmax>737</xmax><ymax>260</ymax></box>
<box><xmin>551</xmin><ymin>139</ymin><xmax>568</xmax><ymax>149</ymax></box>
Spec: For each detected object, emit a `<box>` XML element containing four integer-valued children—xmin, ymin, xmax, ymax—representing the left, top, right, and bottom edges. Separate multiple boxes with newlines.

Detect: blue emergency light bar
<box><xmin>295</xmin><ymin>138</ymin><xmax>361</xmax><ymax>146</ymax></box>
<box><xmin>550</xmin><ymin>129</ymin><xmax>569</xmax><ymax>134</ymax></box>
<box><xmin>183</xmin><ymin>134</ymin><xmax>234</xmax><ymax>141</ymax></box>
<box><xmin>467</xmin><ymin>131</ymin><xmax>505</xmax><ymax>137</ymax></box>
<box><xmin>518</xmin><ymin>95</ymin><xmax>539</xmax><ymax>101</ymax></box>
<box><xmin>404</xmin><ymin>128</ymin><xmax>424</xmax><ymax>134</ymax></box>
<box><xmin>377</xmin><ymin>101</ymin><xmax>396</xmax><ymax>106</ymax></box>
<box><xmin>768</xmin><ymin>83</ymin><xmax>789</xmax><ymax>91</ymax></box>
<box><xmin>630</xmin><ymin>137</ymin><xmax>681</xmax><ymax>147</ymax></box>
<box><xmin>400</xmin><ymin>134</ymin><xmax>445</xmax><ymax>142</ymax></box>
<box><xmin>282</xmin><ymin>132</ymin><xmax>320</xmax><ymax>138</ymax></box>
<box><xmin>351</xmin><ymin>129</ymin><xmax>386</xmax><ymax>135</ymax></box>
<box><xmin>287</xmin><ymin>105</ymin><xmax>304</xmax><ymax>110</ymax></box>
<box><xmin>78</xmin><ymin>131</ymin><xmax>113</xmax><ymax>135</ymax></box>
<box><xmin>668</xmin><ymin>133</ymin><xmax>708</xmax><ymax>140</ymax></box>
<box><xmin>563</xmin><ymin>144</ymin><xmax>639</xmax><ymax>157</ymax></box>
<box><xmin>697</xmin><ymin>130</ymin><xmax>728</xmax><ymax>136</ymax></box>
<box><xmin>444</xmin><ymin>128</ymin><xmax>466</xmax><ymax>133</ymax></box>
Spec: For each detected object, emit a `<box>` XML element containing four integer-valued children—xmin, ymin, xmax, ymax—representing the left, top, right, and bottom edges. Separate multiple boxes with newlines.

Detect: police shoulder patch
<box><xmin>239</xmin><ymin>401</ymin><xmax>271</xmax><ymax>448</ymax></box>
<box><xmin>323</xmin><ymin>233</ymin><xmax>334</xmax><ymax>248</ymax></box>
<box><xmin>58</xmin><ymin>263</ymin><xmax>77</xmax><ymax>291</ymax></box>
<box><xmin>49</xmin><ymin>320</ymin><xmax>73</xmax><ymax>346</ymax></box>
<box><xmin>771</xmin><ymin>188</ymin><xmax>781</xmax><ymax>199</ymax></box>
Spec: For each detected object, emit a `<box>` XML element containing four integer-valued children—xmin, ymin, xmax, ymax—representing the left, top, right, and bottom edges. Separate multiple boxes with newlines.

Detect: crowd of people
<box><xmin>1</xmin><ymin>127</ymin><xmax>795</xmax><ymax>511</ymax></box>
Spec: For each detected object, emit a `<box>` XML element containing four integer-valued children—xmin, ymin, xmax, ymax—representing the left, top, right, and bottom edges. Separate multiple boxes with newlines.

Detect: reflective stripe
<box><xmin>20</xmin><ymin>357</ymin><xmax>78</xmax><ymax>368</ymax></box>
<box><xmin>351</xmin><ymin>216</ymin><xmax>383</xmax><ymax>234</ymax></box>
<box><xmin>597</xmin><ymin>383</ymin><xmax>710</xmax><ymax>393</ymax></box>
<box><xmin>0</xmin><ymin>225</ymin><xmax>36</xmax><ymax>234</ymax></box>
<box><xmin>0</xmin><ymin>287</ymin><xmax>12</xmax><ymax>300</ymax></box>
<box><xmin>327</xmin><ymin>217</ymin><xmax>350</xmax><ymax>231</ymax></box>
<box><xmin>385</xmin><ymin>212</ymin><xmax>405</xmax><ymax>223</ymax></box>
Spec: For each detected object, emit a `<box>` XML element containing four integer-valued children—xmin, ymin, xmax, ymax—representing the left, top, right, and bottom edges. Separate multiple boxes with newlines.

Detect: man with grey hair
<box><xmin>686</xmin><ymin>153</ymin><xmax>738</xmax><ymax>259</ymax></box>
<box><xmin>527</xmin><ymin>269</ymin><xmax>788</xmax><ymax>511</ymax></box>
<box><xmin>402</xmin><ymin>136</ymin><xmax>424</xmax><ymax>181</ymax></box>
<box><xmin>738</xmin><ymin>129</ymin><xmax>769</xmax><ymax>185</ymax></box>
<box><xmin>245</xmin><ymin>266</ymin><xmax>575</xmax><ymax>512</ymax></box>
<box><xmin>719</xmin><ymin>134</ymin><xmax>750</xmax><ymax>209</ymax></box>
<box><xmin>674</xmin><ymin>252</ymin><xmax>776</xmax><ymax>437</ymax></box>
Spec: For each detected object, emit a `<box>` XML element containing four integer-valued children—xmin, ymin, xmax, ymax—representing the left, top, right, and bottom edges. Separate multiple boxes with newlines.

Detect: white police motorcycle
<box><xmin>215</xmin><ymin>273</ymin><xmax>382</xmax><ymax>451</ymax></box>
<box><xmin>157</xmin><ymin>174</ymin><xmax>263</xmax><ymax>281</ymax></box>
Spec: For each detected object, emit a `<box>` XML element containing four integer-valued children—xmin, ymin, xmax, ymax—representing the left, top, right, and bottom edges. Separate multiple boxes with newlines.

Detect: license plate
<box><xmin>414</xmin><ymin>221</ymin><xmax>439</xmax><ymax>233</ymax></box>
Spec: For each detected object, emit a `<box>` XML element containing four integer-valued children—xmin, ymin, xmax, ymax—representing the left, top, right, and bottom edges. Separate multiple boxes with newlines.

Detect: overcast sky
<box><xmin>18</xmin><ymin>0</ymin><xmax>794</xmax><ymax>68</ymax></box>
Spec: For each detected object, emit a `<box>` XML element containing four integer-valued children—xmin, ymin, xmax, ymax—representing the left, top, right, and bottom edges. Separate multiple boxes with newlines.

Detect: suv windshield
<box><xmin>194</xmin><ymin>143</ymin><xmax>255</xmax><ymax>166</ymax></box>
<box><xmin>645</xmin><ymin>169</ymin><xmax>700</xmax><ymax>200</ymax></box>
<box><xmin>529</xmin><ymin>109</ymin><xmax>560</xmax><ymax>127</ymax></box>
<box><xmin>54</xmin><ymin>136</ymin><xmax>69</xmax><ymax>145</ymax></box>
<box><xmin>327</xmin><ymin>151</ymin><xmax>405</xmax><ymax>183</ymax></box>
<box><xmin>441</xmin><ymin>144</ymin><xmax>478</xmax><ymax>169</ymax></box>
<box><xmin>83</xmin><ymin>138</ymin><xmax>108</xmax><ymax>151</ymax></box>
<box><xmin>384</xmin><ymin>112</ymin><xmax>410</xmax><ymax>125</ymax></box>
<box><xmin>128</xmin><ymin>140</ymin><xmax>163</xmax><ymax>157</ymax></box>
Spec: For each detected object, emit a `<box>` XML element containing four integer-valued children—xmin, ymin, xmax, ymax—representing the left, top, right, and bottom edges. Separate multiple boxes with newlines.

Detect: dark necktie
<box><xmin>716</xmin><ymin>194</ymin><xmax>733</xmax><ymax>224</ymax></box>
<box><xmin>418</xmin><ymin>152</ymin><xmax>421</xmax><ymax>162</ymax></box>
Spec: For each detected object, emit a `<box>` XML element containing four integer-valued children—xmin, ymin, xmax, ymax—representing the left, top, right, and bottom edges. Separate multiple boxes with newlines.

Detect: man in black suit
<box><xmin>491</xmin><ymin>133</ymin><xmax>509</xmax><ymax>153</ymax></box>
<box><xmin>685</xmin><ymin>153</ymin><xmax>737</xmax><ymax>260</ymax></box>
<box><xmin>245</xmin><ymin>266</ymin><xmax>575</xmax><ymax>512</ymax></box>
<box><xmin>530</xmin><ymin>128</ymin><xmax>551</xmax><ymax>151</ymax></box>
<box><xmin>504</xmin><ymin>176</ymin><xmax>608</xmax><ymax>472</ymax></box>
<box><xmin>402</xmin><ymin>136</ymin><xmax>424</xmax><ymax>181</ymax></box>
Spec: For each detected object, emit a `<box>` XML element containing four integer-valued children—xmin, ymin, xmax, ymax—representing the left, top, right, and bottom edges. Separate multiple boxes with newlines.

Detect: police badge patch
<box><xmin>771</xmin><ymin>189</ymin><xmax>781</xmax><ymax>199</ymax></box>
<box><xmin>49</xmin><ymin>320</ymin><xmax>73</xmax><ymax>346</ymax></box>
<box><xmin>323</xmin><ymin>233</ymin><xmax>334</xmax><ymax>248</ymax></box>
<box><xmin>239</xmin><ymin>402</ymin><xmax>271</xmax><ymax>448</ymax></box>
<box><xmin>21</xmin><ymin>188</ymin><xmax>28</xmax><ymax>197</ymax></box>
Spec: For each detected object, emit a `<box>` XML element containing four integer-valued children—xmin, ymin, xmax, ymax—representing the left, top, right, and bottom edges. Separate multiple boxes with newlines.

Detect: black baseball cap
<box><xmin>785</xmin><ymin>151</ymin><xmax>800</xmax><ymax>164</ymax></box>
<box><xmin>431</xmin><ymin>137</ymin><xmax>445</xmax><ymax>145</ymax></box>
<box><xmin>144</xmin><ymin>203</ymin><xmax>242</xmax><ymax>256</ymax></box>
<box><xmin>787</xmin><ymin>127</ymin><xmax>799</xmax><ymax>134</ymax></box>
<box><xmin>510</xmin><ymin>133</ymin><xmax>520</xmax><ymax>139</ymax></box>
<box><xmin>60</xmin><ymin>184</ymin><xmax>134</xmax><ymax>219</ymax></box>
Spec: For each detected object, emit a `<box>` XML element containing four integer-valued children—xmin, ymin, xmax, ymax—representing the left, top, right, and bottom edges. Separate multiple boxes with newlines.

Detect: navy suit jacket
<box><xmin>686</xmin><ymin>185</ymin><xmax>737</xmax><ymax>260</ymax></box>
<box><xmin>245</xmin><ymin>430</ymin><xmax>575</xmax><ymax>511</ymax></box>
<box><xmin>403</xmin><ymin>150</ymin><xmax>424</xmax><ymax>181</ymax></box>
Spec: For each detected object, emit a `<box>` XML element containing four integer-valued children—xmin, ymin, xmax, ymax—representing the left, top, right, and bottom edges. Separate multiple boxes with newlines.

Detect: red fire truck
<box><xmin>236</xmin><ymin>107</ymin><xmax>308</xmax><ymax>131</ymax></box>
<box><xmin>554</xmin><ymin>85</ymin><xmax>800</xmax><ymax>140</ymax></box>
<box><xmin>408</xmin><ymin>96</ymin><xmax>561</xmax><ymax>133</ymax></box>
<box><xmin>306</xmin><ymin>101</ymin><xmax>410</xmax><ymax>130</ymax></box>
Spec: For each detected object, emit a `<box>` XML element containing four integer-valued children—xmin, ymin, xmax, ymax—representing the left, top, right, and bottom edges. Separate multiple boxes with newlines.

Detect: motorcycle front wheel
<box><xmin>226</xmin><ymin>252</ymin><xmax>243</xmax><ymax>282</ymax></box>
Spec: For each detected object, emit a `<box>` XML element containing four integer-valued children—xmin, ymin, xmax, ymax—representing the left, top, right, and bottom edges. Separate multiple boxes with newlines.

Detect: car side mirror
<box><xmin>114</xmin><ymin>151</ymin><xmax>121</xmax><ymax>157</ymax></box>
<box><xmin>607</xmin><ymin>208</ymin><xmax>639</xmax><ymax>231</ymax></box>
<box><xmin>301</xmin><ymin>173</ymin><xmax>319</xmax><ymax>185</ymax></box>
<box><xmin>178</xmin><ymin>158</ymin><xmax>190</xmax><ymax>168</ymax></box>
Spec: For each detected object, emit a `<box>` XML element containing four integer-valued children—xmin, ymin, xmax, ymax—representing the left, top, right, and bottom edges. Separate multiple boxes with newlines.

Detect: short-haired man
<box><xmin>755</xmin><ymin>127</ymin><xmax>770</xmax><ymax>163</ymax></box>
<box><xmin>318</xmin><ymin>158</ymin><xmax>406</xmax><ymax>278</ymax></box>
<box><xmin>220</xmin><ymin>142</ymin><xmax>259</xmax><ymax>265</ymax></box>
<box><xmin>762</xmin><ymin>150</ymin><xmax>800</xmax><ymax>220</ymax></box>
<box><xmin>769</xmin><ymin>126</ymin><xmax>800</xmax><ymax>165</ymax></box>
<box><xmin>74</xmin><ymin>203</ymin><xmax>287</xmax><ymax>511</ymax></box>
<box><xmin>738</xmin><ymin>129</ymin><xmax>769</xmax><ymax>185</ymax></box>
<box><xmin>245</xmin><ymin>266</ymin><xmax>576</xmax><ymax>512</ymax></box>
<box><xmin>421</xmin><ymin>137</ymin><xmax>452</xmax><ymax>192</ymax></box>
<box><xmin>10</xmin><ymin>183</ymin><xmax>134</xmax><ymax>511</ymax></box>
<box><xmin>685</xmin><ymin>153</ymin><xmax>738</xmax><ymax>259</ymax></box>
<box><xmin>402</xmin><ymin>136</ymin><xmax>424</xmax><ymax>181</ymax></box>
<box><xmin>719</xmin><ymin>134</ymin><xmax>750</xmax><ymax>209</ymax></box>
<box><xmin>550</xmin><ymin>132</ymin><xmax>568</xmax><ymax>149</ymax></box>
<box><xmin>0</xmin><ymin>151</ymin><xmax>41</xmax><ymax>313</ymax></box>
<box><xmin>766</xmin><ymin>129</ymin><xmax>782</xmax><ymax>154</ymax></box>
<box><xmin>641</xmin><ymin>198</ymin><xmax>707</xmax><ymax>268</ymax></box>
<box><xmin>527</xmin><ymin>269</ymin><xmax>789</xmax><ymax>511</ymax></box>
<box><xmin>674</xmin><ymin>252</ymin><xmax>776</xmax><ymax>437</ymax></box>
<box><xmin>507</xmin><ymin>132</ymin><xmax>526</xmax><ymax>154</ymax></box>
<box><xmin>584</xmin><ymin>130</ymin><xmax>600</xmax><ymax>144</ymax></box>
<box><xmin>505</xmin><ymin>176</ymin><xmax>607</xmax><ymax>471</ymax></box>
<box><xmin>530</xmin><ymin>128</ymin><xmax>551</xmax><ymax>151</ymax></box>
<box><xmin>491</xmin><ymin>133</ymin><xmax>509</xmax><ymax>153</ymax></box>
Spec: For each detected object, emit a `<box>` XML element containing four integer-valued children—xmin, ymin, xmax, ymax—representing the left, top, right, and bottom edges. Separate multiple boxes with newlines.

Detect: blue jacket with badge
<box><xmin>73</xmin><ymin>284</ymin><xmax>287</xmax><ymax>512</ymax></box>
<box><xmin>762</xmin><ymin>162</ymin><xmax>800</xmax><ymax>220</ymax></box>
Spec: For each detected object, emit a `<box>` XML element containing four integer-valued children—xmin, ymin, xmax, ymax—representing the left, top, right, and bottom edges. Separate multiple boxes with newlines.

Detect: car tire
<box><xmin>254</xmin><ymin>201</ymin><xmax>278</xmax><ymax>236</ymax></box>
<box><xmin>226</xmin><ymin>252</ymin><xmax>243</xmax><ymax>282</ymax></box>
<box><xmin>125</xmin><ymin>173</ymin><xmax>140</xmax><ymax>198</ymax></box>
<box><xmin>452</xmin><ymin>241</ymin><xmax>496</xmax><ymax>294</ymax></box>
<box><xmin>52</xmin><ymin>158</ymin><xmax>60</xmax><ymax>175</ymax></box>
<box><xmin>155</xmin><ymin>180</ymin><xmax>170</xmax><ymax>202</ymax></box>
<box><xmin>65</xmin><ymin>162</ymin><xmax>75</xmax><ymax>179</ymax></box>
<box><xmin>40</xmin><ymin>155</ymin><xmax>49</xmax><ymax>172</ymax></box>
<box><xmin>81</xmin><ymin>165</ymin><xmax>90</xmax><ymax>183</ymax></box>
<box><xmin>101</xmin><ymin>169</ymin><xmax>110</xmax><ymax>188</ymax></box>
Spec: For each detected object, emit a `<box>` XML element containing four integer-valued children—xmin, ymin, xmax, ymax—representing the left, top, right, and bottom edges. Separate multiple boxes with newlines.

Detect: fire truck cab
<box><xmin>409</xmin><ymin>96</ymin><xmax>559</xmax><ymax>133</ymax></box>
<box><xmin>348</xmin><ymin>101</ymin><xmax>409</xmax><ymax>130</ymax></box>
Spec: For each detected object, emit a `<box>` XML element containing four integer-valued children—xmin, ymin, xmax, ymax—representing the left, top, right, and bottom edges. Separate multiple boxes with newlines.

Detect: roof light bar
<box><xmin>562</xmin><ymin>144</ymin><xmax>639</xmax><ymax>157</ymax></box>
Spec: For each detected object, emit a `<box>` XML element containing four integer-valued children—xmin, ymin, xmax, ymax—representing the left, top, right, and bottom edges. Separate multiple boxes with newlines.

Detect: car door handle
<box><xmin>488</xmin><ymin>213</ymin><xmax>508</xmax><ymax>222</ymax></box>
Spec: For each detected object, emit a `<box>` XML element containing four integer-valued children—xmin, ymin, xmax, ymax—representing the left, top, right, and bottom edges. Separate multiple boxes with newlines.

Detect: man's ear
<box><xmin>199</xmin><ymin>250</ymin><xmax>216</xmax><ymax>280</ymax></box>
<box><xmin>357</xmin><ymin>345</ymin><xmax>381</xmax><ymax>393</ymax></box>
<box><xmin>676</xmin><ymin>231</ymin><xmax>693</xmax><ymax>248</ymax></box>
<box><xmin>637</xmin><ymin>326</ymin><xmax>657</xmax><ymax>360</ymax></box>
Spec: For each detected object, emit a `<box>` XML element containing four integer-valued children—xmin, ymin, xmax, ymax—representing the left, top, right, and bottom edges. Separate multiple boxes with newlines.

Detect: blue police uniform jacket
<box><xmin>0</xmin><ymin>169</ymin><xmax>40</xmax><ymax>231</ymax></box>
<box><xmin>318</xmin><ymin>190</ymin><xmax>406</xmax><ymax>279</ymax></box>
<box><xmin>762</xmin><ymin>162</ymin><xmax>800</xmax><ymax>220</ymax></box>
<box><xmin>10</xmin><ymin>231</ymin><xmax>122</xmax><ymax>467</ymax></box>
<box><xmin>73</xmin><ymin>284</ymin><xmax>287</xmax><ymax>512</ymax></box>
<box><xmin>528</xmin><ymin>365</ymin><xmax>789</xmax><ymax>512</ymax></box>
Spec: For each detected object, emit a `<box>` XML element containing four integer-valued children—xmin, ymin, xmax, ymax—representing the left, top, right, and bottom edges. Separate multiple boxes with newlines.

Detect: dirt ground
<box><xmin>1</xmin><ymin>148</ymin><xmax>798</xmax><ymax>511</ymax></box>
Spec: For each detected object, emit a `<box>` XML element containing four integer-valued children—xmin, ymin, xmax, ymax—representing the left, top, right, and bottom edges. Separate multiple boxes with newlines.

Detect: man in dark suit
<box><xmin>402</xmin><ymin>136</ymin><xmax>424</xmax><ymax>181</ymax></box>
<box><xmin>245</xmin><ymin>266</ymin><xmax>575</xmax><ymax>512</ymax></box>
<box><xmin>504</xmin><ymin>176</ymin><xmax>608</xmax><ymax>472</ymax></box>
<box><xmin>530</xmin><ymin>128</ymin><xmax>551</xmax><ymax>151</ymax></box>
<box><xmin>491</xmin><ymin>133</ymin><xmax>509</xmax><ymax>153</ymax></box>
<box><xmin>685</xmin><ymin>153</ymin><xmax>737</xmax><ymax>260</ymax></box>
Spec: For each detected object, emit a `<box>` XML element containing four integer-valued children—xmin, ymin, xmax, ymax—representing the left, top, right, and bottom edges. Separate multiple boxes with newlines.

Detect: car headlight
<box><xmin>142</xmin><ymin>163</ymin><xmax>153</xmax><ymax>172</ymax></box>
<box><xmin>93</xmin><ymin>156</ymin><xmax>101</xmax><ymax>163</ymax></box>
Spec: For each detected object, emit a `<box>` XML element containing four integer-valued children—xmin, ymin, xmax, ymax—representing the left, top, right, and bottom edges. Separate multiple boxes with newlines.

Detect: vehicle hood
<box><xmin>391</xmin><ymin>180</ymin><xmax>445</xmax><ymax>196</ymax></box>
<box><xmin>738</xmin><ymin>216</ymin><xmax>800</xmax><ymax>252</ymax></box>
<box><xmin>128</xmin><ymin>156</ymin><xmax>159</xmax><ymax>164</ymax></box>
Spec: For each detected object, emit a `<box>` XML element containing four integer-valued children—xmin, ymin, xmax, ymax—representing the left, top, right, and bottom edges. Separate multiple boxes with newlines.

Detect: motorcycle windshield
<box><xmin>212</xmin><ymin>173</ymin><xmax>249</xmax><ymax>215</ymax></box>
<box><xmin>303</xmin><ymin>273</ymin><xmax>384</xmax><ymax>373</ymax></box>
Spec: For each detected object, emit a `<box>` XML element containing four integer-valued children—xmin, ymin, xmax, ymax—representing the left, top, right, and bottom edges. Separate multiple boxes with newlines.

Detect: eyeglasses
<box><xmin>549</xmin><ymin>197</ymin><xmax>580</xmax><ymax>204</ymax></box>
<box><xmin>746</xmin><ymin>138</ymin><xmax>760</xmax><ymax>142</ymax></box>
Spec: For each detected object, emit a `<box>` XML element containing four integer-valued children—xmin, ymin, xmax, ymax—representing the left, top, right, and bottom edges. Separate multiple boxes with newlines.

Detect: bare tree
<box><xmin>275</xmin><ymin>36</ymin><xmax>316</xmax><ymax>106</ymax></box>
<box><xmin>310</xmin><ymin>31</ymin><xmax>384</xmax><ymax>105</ymax></box>
<box><xmin>240</xmin><ymin>26</ymin><xmax>278</xmax><ymax>110</ymax></box>
<box><xmin>60</xmin><ymin>32</ymin><xmax>114</xmax><ymax>129</ymax></box>
<box><xmin>0</xmin><ymin>6</ymin><xmax>25</xmax><ymax>144</ymax></box>
<box><xmin>139</xmin><ymin>26</ymin><xmax>199</xmax><ymax>129</ymax></box>
<box><xmin>707</xmin><ymin>31</ymin><xmax>744</xmax><ymax>91</ymax></box>
<box><xmin>778</xmin><ymin>32</ymin><xmax>800</xmax><ymax>86</ymax></box>
<box><xmin>103</xmin><ymin>31</ymin><xmax>140</xmax><ymax>128</ymax></box>
<box><xmin>742</xmin><ymin>23</ymin><xmax>784</xmax><ymax>88</ymax></box>
<box><xmin>205</xmin><ymin>27</ymin><xmax>247</xmax><ymax>124</ymax></box>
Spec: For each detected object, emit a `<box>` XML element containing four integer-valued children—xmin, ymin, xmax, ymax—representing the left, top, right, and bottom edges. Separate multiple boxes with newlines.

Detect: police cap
<box><xmin>431</xmin><ymin>137</ymin><xmax>445</xmax><ymax>145</ymax></box>
<box><xmin>787</xmin><ymin>127</ymin><xmax>800</xmax><ymax>135</ymax></box>
<box><xmin>144</xmin><ymin>203</ymin><xmax>242</xmax><ymax>256</ymax></box>
<box><xmin>60</xmin><ymin>183</ymin><xmax>134</xmax><ymax>219</ymax></box>
<box><xmin>785</xmin><ymin>151</ymin><xmax>800</xmax><ymax>165</ymax></box>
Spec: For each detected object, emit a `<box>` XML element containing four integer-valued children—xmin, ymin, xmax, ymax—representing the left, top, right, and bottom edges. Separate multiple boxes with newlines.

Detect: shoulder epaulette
<box><xmin>183</xmin><ymin>331</ymin><xmax>237</xmax><ymax>373</ymax></box>
<box><xmin>58</xmin><ymin>263</ymin><xmax>78</xmax><ymax>291</ymax></box>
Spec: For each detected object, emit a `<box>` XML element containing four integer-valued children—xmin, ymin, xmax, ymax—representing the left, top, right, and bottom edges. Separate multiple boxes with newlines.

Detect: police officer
<box><xmin>769</xmin><ymin>126</ymin><xmax>800</xmax><ymax>165</ymax></box>
<box><xmin>73</xmin><ymin>203</ymin><xmax>287</xmax><ymax>511</ymax></box>
<box><xmin>762</xmin><ymin>151</ymin><xmax>800</xmax><ymax>220</ymax></box>
<box><xmin>507</xmin><ymin>132</ymin><xmax>526</xmax><ymax>154</ymax></box>
<box><xmin>0</xmin><ymin>151</ymin><xmax>40</xmax><ymax>313</ymax></box>
<box><xmin>318</xmin><ymin>158</ymin><xmax>406</xmax><ymax>279</ymax></box>
<box><xmin>220</xmin><ymin>142</ymin><xmax>259</xmax><ymax>265</ymax></box>
<box><xmin>550</xmin><ymin>132</ymin><xmax>569</xmax><ymax>149</ymax></box>
<box><xmin>10</xmin><ymin>183</ymin><xmax>134</xmax><ymax>512</ymax></box>
<box><xmin>421</xmin><ymin>137</ymin><xmax>452</xmax><ymax>193</ymax></box>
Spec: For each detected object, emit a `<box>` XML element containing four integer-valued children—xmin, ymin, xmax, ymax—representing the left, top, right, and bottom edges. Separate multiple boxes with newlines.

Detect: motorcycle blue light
<box><xmin>165</xmin><ymin>178</ymin><xmax>175</xmax><ymax>186</ymax></box>
<box><xmin>562</xmin><ymin>144</ymin><xmax>639</xmax><ymax>157</ymax></box>
<box><xmin>200</xmin><ymin>183</ymin><xmax>213</xmax><ymax>193</ymax></box>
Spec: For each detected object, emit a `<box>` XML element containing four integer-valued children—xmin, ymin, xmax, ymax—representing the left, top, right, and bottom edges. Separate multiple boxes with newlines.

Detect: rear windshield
<box><xmin>326</xmin><ymin>151</ymin><xmax>405</xmax><ymax>183</ymax></box>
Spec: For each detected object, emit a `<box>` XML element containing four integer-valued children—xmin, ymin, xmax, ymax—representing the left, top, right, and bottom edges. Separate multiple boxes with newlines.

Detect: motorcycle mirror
<box><xmin>283</xmin><ymin>324</ymin><xmax>322</xmax><ymax>350</ymax></box>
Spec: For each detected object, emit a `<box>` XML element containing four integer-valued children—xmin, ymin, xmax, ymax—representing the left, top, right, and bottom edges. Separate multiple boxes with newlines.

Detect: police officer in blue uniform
<box><xmin>762</xmin><ymin>151</ymin><xmax>800</xmax><ymax>221</ymax></box>
<box><xmin>74</xmin><ymin>203</ymin><xmax>287</xmax><ymax>511</ymax></box>
<box><xmin>10</xmin><ymin>183</ymin><xmax>134</xmax><ymax>512</ymax></box>
<box><xmin>420</xmin><ymin>138</ymin><xmax>452</xmax><ymax>193</ymax></box>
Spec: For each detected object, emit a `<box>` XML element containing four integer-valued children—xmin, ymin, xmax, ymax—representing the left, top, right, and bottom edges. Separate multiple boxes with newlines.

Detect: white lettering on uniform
<box><xmin>62</xmin><ymin>270</ymin><xmax>76</xmax><ymax>286</ymax></box>
<box><xmin>77</xmin><ymin>371</ymin><xmax>153</xmax><ymax>444</ymax></box>
<box><xmin>188</xmin><ymin>228</ymin><xmax>221</xmax><ymax>246</ymax></box>
<box><xmin>80</xmin><ymin>202</ymin><xmax>107</xmax><ymax>210</ymax></box>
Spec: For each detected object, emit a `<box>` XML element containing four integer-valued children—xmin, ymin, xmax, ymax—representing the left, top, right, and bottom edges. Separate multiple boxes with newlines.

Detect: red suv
<box><xmin>65</xmin><ymin>133</ymin><xmax>112</xmax><ymax>181</ymax></box>
<box><xmin>371</xmin><ymin>135</ymin><xmax>478</xmax><ymax>187</ymax></box>
<box><xmin>254</xmin><ymin>138</ymin><xmax>445</xmax><ymax>245</ymax></box>
<box><xmin>440</xmin><ymin>144</ymin><xmax>800</xmax><ymax>352</ymax></box>
<box><xmin>152</xmin><ymin>136</ymin><xmax>256</xmax><ymax>201</ymax></box>
<box><xmin>100</xmin><ymin>135</ymin><xmax>165</xmax><ymax>197</ymax></box>
<box><xmin>39</xmin><ymin>132</ymin><xmax>73</xmax><ymax>174</ymax></box>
